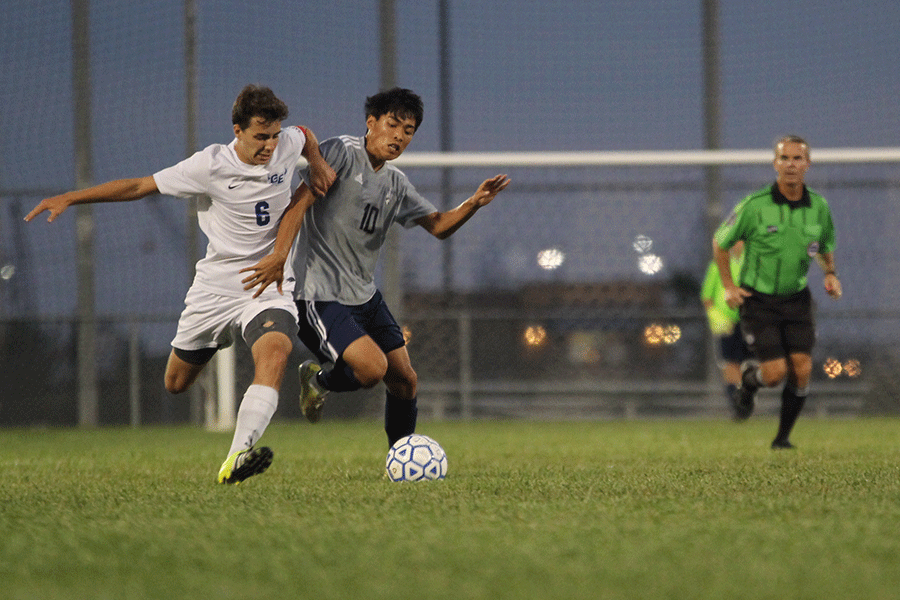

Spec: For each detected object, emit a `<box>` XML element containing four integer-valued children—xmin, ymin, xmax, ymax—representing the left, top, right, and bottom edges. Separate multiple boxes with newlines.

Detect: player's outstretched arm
<box><xmin>299</xmin><ymin>126</ymin><xmax>336</xmax><ymax>197</ymax></box>
<box><xmin>416</xmin><ymin>174</ymin><xmax>510</xmax><ymax>240</ymax></box>
<box><xmin>241</xmin><ymin>182</ymin><xmax>317</xmax><ymax>298</ymax></box>
<box><xmin>24</xmin><ymin>176</ymin><xmax>160</xmax><ymax>223</ymax></box>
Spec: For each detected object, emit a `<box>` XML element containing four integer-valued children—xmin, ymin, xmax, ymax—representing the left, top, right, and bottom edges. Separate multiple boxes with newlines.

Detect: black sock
<box><xmin>775</xmin><ymin>384</ymin><xmax>808</xmax><ymax>443</ymax></box>
<box><xmin>319</xmin><ymin>358</ymin><xmax>362</xmax><ymax>392</ymax></box>
<box><xmin>385</xmin><ymin>392</ymin><xmax>418</xmax><ymax>447</ymax></box>
<box><xmin>741</xmin><ymin>366</ymin><xmax>760</xmax><ymax>391</ymax></box>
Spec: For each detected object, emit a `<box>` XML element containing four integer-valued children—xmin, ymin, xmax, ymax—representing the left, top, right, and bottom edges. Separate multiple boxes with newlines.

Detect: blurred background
<box><xmin>2</xmin><ymin>0</ymin><xmax>899</xmax><ymax>427</ymax></box>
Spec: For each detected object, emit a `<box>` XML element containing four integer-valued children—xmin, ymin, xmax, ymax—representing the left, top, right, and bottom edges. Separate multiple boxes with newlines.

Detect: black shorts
<box><xmin>739</xmin><ymin>287</ymin><xmax>815</xmax><ymax>362</ymax></box>
<box><xmin>719</xmin><ymin>325</ymin><xmax>751</xmax><ymax>364</ymax></box>
<box><xmin>295</xmin><ymin>290</ymin><xmax>406</xmax><ymax>364</ymax></box>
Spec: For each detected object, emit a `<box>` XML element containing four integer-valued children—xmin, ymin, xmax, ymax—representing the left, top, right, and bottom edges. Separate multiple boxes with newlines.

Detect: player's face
<box><xmin>773</xmin><ymin>141</ymin><xmax>810</xmax><ymax>186</ymax></box>
<box><xmin>233</xmin><ymin>117</ymin><xmax>282</xmax><ymax>166</ymax></box>
<box><xmin>364</xmin><ymin>112</ymin><xmax>417</xmax><ymax>165</ymax></box>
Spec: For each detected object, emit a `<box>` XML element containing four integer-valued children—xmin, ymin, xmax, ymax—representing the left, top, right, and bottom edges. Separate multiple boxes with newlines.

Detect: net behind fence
<box><xmin>2</xmin><ymin>1</ymin><xmax>899</xmax><ymax>425</ymax></box>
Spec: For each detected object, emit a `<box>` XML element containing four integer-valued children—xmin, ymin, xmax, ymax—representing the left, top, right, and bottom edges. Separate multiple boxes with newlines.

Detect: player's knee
<box><xmin>791</xmin><ymin>357</ymin><xmax>813</xmax><ymax>384</ymax></box>
<box><xmin>355</xmin><ymin>359</ymin><xmax>388</xmax><ymax>388</ymax></box>
<box><xmin>165</xmin><ymin>373</ymin><xmax>190</xmax><ymax>395</ymax></box>
<box><xmin>256</xmin><ymin>343</ymin><xmax>290</xmax><ymax>374</ymax></box>
<box><xmin>398</xmin><ymin>370</ymin><xmax>418</xmax><ymax>398</ymax></box>
<box><xmin>384</xmin><ymin>365</ymin><xmax>417</xmax><ymax>399</ymax></box>
<box><xmin>760</xmin><ymin>363</ymin><xmax>787</xmax><ymax>388</ymax></box>
<box><xmin>346</xmin><ymin>349</ymin><xmax>388</xmax><ymax>388</ymax></box>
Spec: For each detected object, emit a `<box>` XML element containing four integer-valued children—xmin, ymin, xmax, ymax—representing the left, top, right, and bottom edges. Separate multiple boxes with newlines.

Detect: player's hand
<box><xmin>24</xmin><ymin>194</ymin><xmax>74</xmax><ymax>223</ymax></box>
<box><xmin>471</xmin><ymin>174</ymin><xmax>511</xmax><ymax>207</ymax></box>
<box><xmin>724</xmin><ymin>285</ymin><xmax>751</xmax><ymax>309</ymax></box>
<box><xmin>240</xmin><ymin>254</ymin><xmax>286</xmax><ymax>298</ymax></box>
<box><xmin>306</xmin><ymin>154</ymin><xmax>336</xmax><ymax>197</ymax></box>
<box><xmin>824</xmin><ymin>273</ymin><xmax>842</xmax><ymax>299</ymax></box>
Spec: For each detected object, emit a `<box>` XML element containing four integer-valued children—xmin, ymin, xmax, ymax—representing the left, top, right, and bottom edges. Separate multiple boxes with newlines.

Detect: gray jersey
<box><xmin>291</xmin><ymin>135</ymin><xmax>437</xmax><ymax>305</ymax></box>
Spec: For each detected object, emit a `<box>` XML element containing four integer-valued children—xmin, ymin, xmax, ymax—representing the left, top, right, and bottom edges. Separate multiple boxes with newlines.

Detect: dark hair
<box><xmin>232</xmin><ymin>85</ymin><xmax>289</xmax><ymax>129</ymax></box>
<box><xmin>364</xmin><ymin>87</ymin><xmax>424</xmax><ymax>130</ymax></box>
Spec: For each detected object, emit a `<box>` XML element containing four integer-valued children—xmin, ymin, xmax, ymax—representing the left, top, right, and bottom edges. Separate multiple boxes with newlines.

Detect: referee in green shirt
<box><xmin>713</xmin><ymin>135</ymin><xmax>843</xmax><ymax>449</ymax></box>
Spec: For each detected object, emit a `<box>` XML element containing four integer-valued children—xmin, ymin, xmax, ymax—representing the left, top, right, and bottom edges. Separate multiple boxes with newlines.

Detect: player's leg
<box><xmin>297</xmin><ymin>335</ymin><xmax>388</xmax><ymax>423</ymax></box>
<box><xmin>347</xmin><ymin>291</ymin><xmax>418</xmax><ymax>447</ymax></box>
<box><xmin>164</xmin><ymin>348</ymin><xmax>213</xmax><ymax>394</ymax></box>
<box><xmin>737</xmin><ymin>291</ymin><xmax>787</xmax><ymax>418</ymax></box>
<box><xmin>756</xmin><ymin>357</ymin><xmax>789</xmax><ymax>388</ymax></box>
<box><xmin>771</xmin><ymin>352</ymin><xmax>812</xmax><ymax>449</ymax></box>
<box><xmin>383</xmin><ymin>345</ymin><xmax>418</xmax><ymax>447</ymax></box>
<box><xmin>339</xmin><ymin>336</ymin><xmax>389</xmax><ymax>387</ymax></box>
<box><xmin>166</xmin><ymin>285</ymin><xmax>229</xmax><ymax>394</ymax></box>
<box><xmin>772</xmin><ymin>294</ymin><xmax>816</xmax><ymax>449</ymax></box>
<box><xmin>720</xmin><ymin>327</ymin><xmax>747</xmax><ymax>419</ymax></box>
<box><xmin>226</xmin><ymin>308</ymin><xmax>296</xmax><ymax>454</ymax></box>
<box><xmin>218</xmin><ymin>307</ymin><xmax>298</xmax><ymax>484</ymax></box>
<box><xmin>723</xmin><ymin>360</ymin><xmax>741</xmax><ymax>418</ymax></box>
<box><xmin>295</xmin><ymin>299</ymin><xmax>384</xmax><ymax>422</ymax></box>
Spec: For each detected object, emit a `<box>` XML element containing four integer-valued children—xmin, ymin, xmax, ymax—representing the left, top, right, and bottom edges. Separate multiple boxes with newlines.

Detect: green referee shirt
<box><xmin>714</xmin><ymin>183</ymin><xmax>836</xmax><ymax>296</ymax></box>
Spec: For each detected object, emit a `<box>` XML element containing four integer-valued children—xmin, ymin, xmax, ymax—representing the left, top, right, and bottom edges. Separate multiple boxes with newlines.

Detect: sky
<box><xmin>2</xmin><ymin>0</ymin><xmax>899</xmax><ymax>340</ymax></box>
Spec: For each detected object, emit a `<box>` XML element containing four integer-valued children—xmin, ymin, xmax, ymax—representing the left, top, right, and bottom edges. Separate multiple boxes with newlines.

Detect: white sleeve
<box><xmin>286</xmin><ymin>125</ymin><xmax>308</xmax><ymax>151</ymax></box>
<box><xmin>152</xmin><ymin>148</ymin><xmax>211</xmax><ymax>198</ymax></box>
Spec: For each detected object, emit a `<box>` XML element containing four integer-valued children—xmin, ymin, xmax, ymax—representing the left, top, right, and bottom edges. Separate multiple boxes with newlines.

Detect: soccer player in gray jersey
<box><xmin>242</xmin><ymin>88</ymin><xmax>510</xmax><ymax>447</ymax></box>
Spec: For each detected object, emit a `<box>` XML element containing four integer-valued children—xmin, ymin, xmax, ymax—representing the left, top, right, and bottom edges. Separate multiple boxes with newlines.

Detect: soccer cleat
<box><xmin>735</xmin><ymin>360</ymin><xmax>759</xmax><ymax>420</ymax></box>
<box><xmin>299</xmin><ymin>360</ymin><xmax>328</xmax><ymax>423</ymax></box>
<box><xmin>217</xmin><ymin>446</ymin><xmax>273</xmax><ymax>484</ymax></box>
<box><xmin>729</xmin><ymin>387</ymin><xmax>750</xmax><ymax>422</ymax></box>
<box><xmin>771</xmin><ymin>439</ymin><xmax>796</xmax><ymax>450</ymax></box>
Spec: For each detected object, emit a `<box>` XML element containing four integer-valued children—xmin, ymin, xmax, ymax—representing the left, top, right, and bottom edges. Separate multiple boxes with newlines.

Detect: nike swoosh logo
<box><xmin>228</xmin><ymin>182</ymin><xmax>240</xmax><ymax>189</ymax></box>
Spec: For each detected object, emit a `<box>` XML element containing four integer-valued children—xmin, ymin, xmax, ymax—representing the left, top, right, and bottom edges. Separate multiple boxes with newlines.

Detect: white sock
<box><xmin>228</xmin><ymin>384</ymin><xmax>279</xmax><ymax>456</ymax></box>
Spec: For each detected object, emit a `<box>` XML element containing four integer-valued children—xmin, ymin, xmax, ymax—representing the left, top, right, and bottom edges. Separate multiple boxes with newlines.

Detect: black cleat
<box><xmin>771</xmin><ymin>439</ymin><xmax>796</xmax><ymax>450</ymax></box>
<box><xmin>734</xmin><ymin>361</ymin><xmax>759</xmax><ymax>420</ymax></box>
<box><xmin>730</xmin><ymin>387</ymin><xmax>751</xmax><ymax>421</ymax></box>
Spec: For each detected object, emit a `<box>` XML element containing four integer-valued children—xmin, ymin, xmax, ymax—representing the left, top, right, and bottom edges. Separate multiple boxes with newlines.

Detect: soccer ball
<box><xmin>385</xmin><ymin>434</ymin><xmax>448</xmax><ymax>482</ymax></box>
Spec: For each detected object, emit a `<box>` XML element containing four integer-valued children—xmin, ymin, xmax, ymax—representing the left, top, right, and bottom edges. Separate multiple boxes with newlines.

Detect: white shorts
<box><xmin>170</xmin><ymin>284</ymin><xmax>299</xmax><ymax>352</ymax></box>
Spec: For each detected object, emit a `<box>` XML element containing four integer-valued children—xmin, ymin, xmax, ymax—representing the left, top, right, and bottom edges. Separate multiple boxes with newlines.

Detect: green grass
<box><xmin>2</xmin><ymin>418</ymin><xmax>899</xmax><ymax>600</ymax></box>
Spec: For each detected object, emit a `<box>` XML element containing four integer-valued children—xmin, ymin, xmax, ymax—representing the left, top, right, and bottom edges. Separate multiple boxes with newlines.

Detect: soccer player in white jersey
<box><xmin>242</xmin><ymin>87</ymin><xmax>509</xmax><ymax>448</ymax></box>
<box><xmin>25</xmin><ymin>85</ymin><xmax>336</xmax><ymax>484</ymax></box>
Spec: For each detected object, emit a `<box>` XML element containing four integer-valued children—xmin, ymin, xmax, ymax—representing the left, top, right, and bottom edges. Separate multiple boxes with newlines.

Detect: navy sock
<box><xmin>385</xmin><ymin>392</ymin><xmax>418</xmax><ymax>447</ymax></box>
<box><xmin>319</xmin><ymin>359</ymin><xmax>363</xmax><ymax>392</ymax></box>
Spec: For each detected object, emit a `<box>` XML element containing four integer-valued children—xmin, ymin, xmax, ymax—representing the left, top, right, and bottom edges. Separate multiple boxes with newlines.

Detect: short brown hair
<box><xmin>774</xmin><ymin>134</ymin><xmax>810</xmax><ymax>159</ymax></box>
<box><xmin>232</xmin><ymin>85</ymin><xmax>289</xmax><ymax>130</ymax></box>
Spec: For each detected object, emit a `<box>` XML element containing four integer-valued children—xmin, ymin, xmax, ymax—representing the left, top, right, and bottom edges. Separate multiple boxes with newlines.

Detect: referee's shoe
<box><xmin>733</xmin><ymin>360</ymin><xmax>759</xmax><ymax>420</ymax></box>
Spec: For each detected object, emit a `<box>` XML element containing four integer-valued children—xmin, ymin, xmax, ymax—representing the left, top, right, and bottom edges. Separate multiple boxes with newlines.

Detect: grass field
<box><xmin>2</xmin><ymin>417</ymin><xmax>899</xmax><ymax>600</ymax></box>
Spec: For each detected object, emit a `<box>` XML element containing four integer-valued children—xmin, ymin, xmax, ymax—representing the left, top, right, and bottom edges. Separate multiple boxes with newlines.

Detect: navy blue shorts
<box><xmin>295</xmin><ymin>290</ymin><xmax>406</xmax><ymax>364</ymax></box>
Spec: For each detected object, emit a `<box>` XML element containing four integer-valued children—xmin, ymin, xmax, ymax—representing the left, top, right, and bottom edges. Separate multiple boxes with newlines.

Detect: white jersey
<box><xmin>153</xmin><ymin>126</ymin><xmax>307</xmax><ymax>298</ymax></box>
<box><xmin>291</xmin><ymin>135</ymin><xmax>438</xmax><ymax>305</ymax></box>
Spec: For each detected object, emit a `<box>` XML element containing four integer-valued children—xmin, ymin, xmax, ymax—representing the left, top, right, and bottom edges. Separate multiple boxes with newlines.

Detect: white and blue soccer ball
<box><xmin>385</xmin><ymin>434</ymin><xmax>448</xmax><ymax>482</ymax></box>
